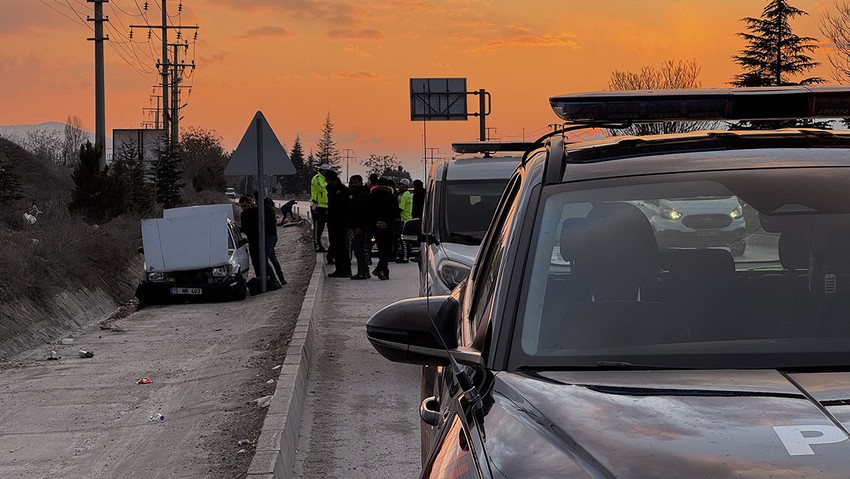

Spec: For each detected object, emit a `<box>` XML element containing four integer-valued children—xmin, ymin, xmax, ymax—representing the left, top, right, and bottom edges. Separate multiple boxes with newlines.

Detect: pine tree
<box><xmin>731</xmin><ymin>0</ymin><xmax>825</xmax><ymax>129</ymax></box>
<box><xmin>0</xmin><ymin>150</ymin><xmax>23</xmax><ymax>205</ymax></box>
<box><xmin>154</xmin><ymin>145</ymin><xmax>185</xmax><ymax>208</ymax></box>
<box><xmin>69</xmin><ymin>141</ymin><xmax>110</xmax><ymax>221</ymax></box>
<box><xmin>316</xmin><ymin>112</ymin><xmax>341</xmax><ymax>171</ymax></box>
<box><xmin>284</xmin><ymin>135</ymin><xmax>307</xmax><ymax>196</ymax></box>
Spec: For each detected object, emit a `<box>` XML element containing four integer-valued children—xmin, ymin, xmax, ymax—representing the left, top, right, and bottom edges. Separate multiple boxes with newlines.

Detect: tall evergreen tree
<box><xmin>69</xmin><ymin>141</ymin><xmax>110</xmax><ymax>221</ymax></box>
<box><xmin>283</xmin><ymin>135</ymin><xmax>307</xmax><ymax>196</ymax></box>
<box><xmin>732</xmin><ymin>0</ymin><xmax>823</xmax><ymax>87</ymax></box>
<box><xmin>153</xmin><ymin>145</ymin><xmax>184</xmax><ymax>208</ymax></box>
<box><xmin>316</xmin><ymin>112</ymin><xmax>341</xmax><ymax>171</ymax></box>
<box><xmin>731</xmin><ymin>0</ymin><xmax>825</xmax><ymax>129</ymax></box>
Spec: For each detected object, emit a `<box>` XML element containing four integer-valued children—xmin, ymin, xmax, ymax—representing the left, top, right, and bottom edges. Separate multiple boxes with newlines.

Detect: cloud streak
<box><xmin>326</xmin><ymin>29</ymin><xmax>385</xmax><ymax>40</ymax></box>
<box><xmin>237</xmin><ymin>26</ymin><xmax>295</xmax><ymax>39</ymax></box>
<box><xmin>464</xmin><ymin>32</ymin><xmax>580</xmax><ymax>52</ymax></box>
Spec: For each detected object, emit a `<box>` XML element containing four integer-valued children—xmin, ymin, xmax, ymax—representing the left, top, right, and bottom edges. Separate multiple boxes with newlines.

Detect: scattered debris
<box><xmin>266</xmin><ymin>379</ymin><xmax>275</xmax><ymax>384</ymax></box>
<box><xmin>255</xmin><ymin>395</ymin><xmax>272</xmax><ymax>408</ymax></box>
<box><xmin>47</xmin><ymin>351</ymin><xmax>60</xmax><ymax>360</ymax></box>
<box><xmin>237</xmin><ymin>439</ymin><xmax>253</xmax><ymax>446</ymax></box>
<box><xmin>8</xmin><ymin>446</ymin><xmax>23</xmax><ymax>453</ymax></box>
<box><xmin>59</xmin><ymin>338</ymin><xmax>74</xmax><ymax>345</ymax></box>
<box><xmin>148</xmin><ymin>411</ymin><xmax>165</xmax><ymax>421</ymax></box>
<box><xmin>78</xmin><ymin>350</ymin><xmax>94</xmax><ymax>359</ymax></box>
<box><xmin>137</xmin><ymin>377</ymin><xmax>153</xmax><ymax>384</ymax></box>
<box><xmin>271</xmin><ymin>365</ymin><xmax>282</xmax><ymax>371</ymax></box>
<box><xmin>237</xmin><ymin>448</ymin><xmax>247</xmax><ymax>454</ymax></box>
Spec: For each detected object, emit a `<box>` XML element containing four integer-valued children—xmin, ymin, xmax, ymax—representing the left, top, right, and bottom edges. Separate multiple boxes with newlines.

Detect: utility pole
<box><xmin>87</xmin><ymin>0</ymin><xmax>109</xmax><ymax>168</ymax></box>
<box><xmin>169</xmin><ymin>40</ymin><xmax>195</xmax><ymax>144</ymax></box>
<box><xmin>341</xmin><ymin>148</ymin><xmax>355</xmax><ymax>180</ymax></box>
<box><xmin>130</xmin><ymin>5</ymin><xmax>198</xmax><ymax>149</ymax></box>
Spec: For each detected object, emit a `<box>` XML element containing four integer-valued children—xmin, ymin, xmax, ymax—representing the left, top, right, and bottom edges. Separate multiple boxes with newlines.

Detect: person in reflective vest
<box><xmin>311</xmin><ymin>163</ymin><xmax>330</xmax><ymax>252</ymax></box>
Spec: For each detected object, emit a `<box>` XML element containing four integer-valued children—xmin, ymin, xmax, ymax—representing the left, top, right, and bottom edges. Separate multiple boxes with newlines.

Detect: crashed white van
<box><xmin>135</xmin><ymin>204</ymin><xmax>251</xmax><ymax>304</ymax></box>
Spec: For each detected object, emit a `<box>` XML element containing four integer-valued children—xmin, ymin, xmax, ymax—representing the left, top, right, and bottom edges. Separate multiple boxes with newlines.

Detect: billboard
<box><xmin>410</xmin><ymin>78</ymin><xmax>468</xmax><ymax>121</ymax></box>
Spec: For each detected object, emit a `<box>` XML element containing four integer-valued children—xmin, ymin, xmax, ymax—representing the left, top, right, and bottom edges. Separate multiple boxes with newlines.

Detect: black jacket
<box><xmin>348</xmin><ymin>185</ymin><xmax>371</xmax><ymax>231</ymax></box>
<box><xmin>412</xmin><ymin>186</ymin><xmax>425</xmax><ymax>219</ymax></box>
<box><xmin>327</xmin><ymin>183</ymin><xmax>351</xmax><ymax>228</ymax></box>
<box><xmin>369</xmin><ymin>186</ymin><xmax>398</xmax><ymax>230</ymax></box>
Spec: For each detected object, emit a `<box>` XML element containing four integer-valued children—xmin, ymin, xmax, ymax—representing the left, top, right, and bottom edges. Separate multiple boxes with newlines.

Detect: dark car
<box><xmin>367</xmin><ymin>86</ymin><xmax>850</xmax><ymax>477</ymax></box>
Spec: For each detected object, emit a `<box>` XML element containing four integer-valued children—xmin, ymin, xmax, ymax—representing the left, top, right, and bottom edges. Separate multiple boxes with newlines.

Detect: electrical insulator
<box><xmin>178</xmin><ymin>2</ymin><xmax>183</xmax><ymax>12</ymax></box>
<box><xmin>129</xmin><ymin>30</ymin><xmax>134</xmax><ymax>39</ymax></box>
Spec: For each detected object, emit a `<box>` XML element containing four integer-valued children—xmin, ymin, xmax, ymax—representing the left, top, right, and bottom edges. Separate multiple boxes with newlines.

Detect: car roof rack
<box><xmin>549</xmin><ymin>86</ymin><xmax>850</xmax><ymax>124</ymax></box>
<box><xmin>451</xmin><ymin>141</ymin><xmax>536</xmax><ymax>155</ymax></box>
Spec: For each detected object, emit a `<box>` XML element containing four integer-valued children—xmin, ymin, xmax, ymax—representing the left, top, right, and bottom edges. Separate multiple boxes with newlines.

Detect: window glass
<box><xmin>442</xmin><ymin>180</ymin><xmax>509</xmax><ymax>245</ymax></box>
<box><xmin>515</xmin><ymin>166</ymin><xmax>850</xmax><ymax>369</ymax></box>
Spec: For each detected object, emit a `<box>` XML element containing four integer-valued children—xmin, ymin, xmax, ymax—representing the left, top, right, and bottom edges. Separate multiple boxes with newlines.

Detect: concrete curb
<box><xmin>247</xmin><ymin>253</ymin><xmax>325</xmax><ymax>478</ymax></box>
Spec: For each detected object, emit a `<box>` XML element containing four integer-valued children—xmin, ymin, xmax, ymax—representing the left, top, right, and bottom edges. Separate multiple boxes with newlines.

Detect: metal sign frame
<box><xmin>410</xmin><ymin>78</ymin><xmax>469</xmax><ymax>121</ymax></box>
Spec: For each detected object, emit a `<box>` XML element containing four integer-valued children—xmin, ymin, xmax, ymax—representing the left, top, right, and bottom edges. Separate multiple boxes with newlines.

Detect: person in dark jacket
<box><xmin>262</xmin><ymin>196</ymin><xmax>286</xmax><ymax>285</ymax></box>
<box><xmin>412</xmin><ymin>179</ymin><xmax>425</xmax><ymax>220</ymax></box>
<box><xmin>347</xmin><ymin>175</ymin><xmax>371</xmax><ymax>279</ymax></box>
<box><xmin>326</xmin><ymin>171</ymin><xmax>352</xmax><ymax>277</ymax></box>
<box><xmin>369</xmin><ymin>178</ymin><xmax>398</xmax><ymax>280</ymax></box>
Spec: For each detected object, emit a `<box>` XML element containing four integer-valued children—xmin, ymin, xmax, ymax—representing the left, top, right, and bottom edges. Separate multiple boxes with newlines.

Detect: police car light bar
<box><xmin>451</xmin><ymin>141</ymin><xmax>536</xmax><ymax>154</ymax></box>
<box><xmin>549</xmin><ymin>86</ymin><xmax>850</xmax><ymax>123</ymax></box>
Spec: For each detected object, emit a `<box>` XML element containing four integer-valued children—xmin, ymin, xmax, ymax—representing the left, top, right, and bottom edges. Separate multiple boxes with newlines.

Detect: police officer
<box><xmin>311</xmin><ymin>163</ymin><xmax>330</xmax><ymax>252</ymax></box>
<box><xmin>396</xmin><ymin>178</ymin><xmax>413</xmax><ymax>263</ymax></box>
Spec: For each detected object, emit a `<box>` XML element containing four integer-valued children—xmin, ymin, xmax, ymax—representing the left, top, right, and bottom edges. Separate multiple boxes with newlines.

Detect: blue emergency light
<box><xmin>549</xmin><ymin>86</ymin><xmax>850</xmax><ymax>123</ymax></box>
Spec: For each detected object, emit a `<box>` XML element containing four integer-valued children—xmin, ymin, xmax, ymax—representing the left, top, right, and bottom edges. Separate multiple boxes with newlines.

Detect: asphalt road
<box><xmin>292</xmin><ymin>259</ymin><xmax>422</xmax><ymax>478</ymax></box>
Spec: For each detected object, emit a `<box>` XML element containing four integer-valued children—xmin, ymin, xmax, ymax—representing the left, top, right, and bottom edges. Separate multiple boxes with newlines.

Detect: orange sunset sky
<box><xmin>0</xmin><ymin>0</ymin><xmax>841</xmax><ymax>177</ymax></box>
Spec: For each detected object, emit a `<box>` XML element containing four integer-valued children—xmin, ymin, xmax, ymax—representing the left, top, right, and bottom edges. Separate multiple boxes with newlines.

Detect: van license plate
<box><xmin>171</xmin><ymin>287</ymin><xmax>202</xmax><ymax>295</ymax></box>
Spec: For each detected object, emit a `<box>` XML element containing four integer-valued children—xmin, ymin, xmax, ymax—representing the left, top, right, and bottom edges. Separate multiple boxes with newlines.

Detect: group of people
<box><xmin>238</xmin><ymin>193</ymin><xmax>287</xmax><ymax>288</ymax></box>
<box><xmin>310</xmin><ymin>163</ymin><xmax>425</xmax><ymax>281</ymax></box>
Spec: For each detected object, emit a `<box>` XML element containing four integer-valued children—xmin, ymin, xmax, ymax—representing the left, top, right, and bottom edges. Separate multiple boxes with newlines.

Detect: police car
<box><xmin>407</xmin><ymin>142</ymin><xmax>529</xmax><ymax>296</ymax></box>
<box><xmin>367</xmin><ymin>86</ymin><xmax>850</xmax><ymax>477</ymax></box>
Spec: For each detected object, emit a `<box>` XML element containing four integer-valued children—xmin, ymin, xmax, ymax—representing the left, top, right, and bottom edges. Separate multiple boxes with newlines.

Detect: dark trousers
<box><xmin>328</xmin><ymin>226</ymin><xmax>351</xmax><ymax>275</ymax></box>
<box><xmin>373</xmin><ymin>227</ymin><xmax>393</xmax><ymax>276</ymax></box>
<box><xmin>313</xmin><ymin>207</ymin><xmax>327</xmax><ymax>249</ymax></box>
<box><xmin>265</xmin><ymin>235</ymin><xmax>285</xmax><ymax>283</ymax></box>
<box><xmin>351</xmin><ymin>229</ymin><xmax>370</xmax><ymax>276</ymax></box>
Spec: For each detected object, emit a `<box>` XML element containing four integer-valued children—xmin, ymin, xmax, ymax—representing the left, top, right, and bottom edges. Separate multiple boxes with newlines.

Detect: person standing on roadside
<box><xmin>369</xmin><ymin>178</ymin><xmax>397</xmax><ymax>280</ymax></box>
<box><xmin>325</xmin><ymin>171</ymin><xmax>352</xmax><ymax>278</ymax></box>
<box><xmin>310</xmin><ymin>163</ymin><xmax>331</xmax><ymax>252</ymax></box>
<box><xmin>395</xmin><ymin>178</ymin><xmax>413</xmax><ymax>263</ymax></box>
<box><xmin>412</xmin><ymin>179</ymin><xmax>425</xmax><ymax>220</ymax></box>
<box><xmin>347</xmin><ymin>175</ymin><xmax>371</xmax><ymax>280</ymax></box>
<box><xmin>238</xmin><ymin>196</ymin><xmax>260</xmax><ymax>277</ymax></box>
<box><xmin>262</xmin><ymin>196</ymin><xmax>286</xmax><ymax>286</ymax></box>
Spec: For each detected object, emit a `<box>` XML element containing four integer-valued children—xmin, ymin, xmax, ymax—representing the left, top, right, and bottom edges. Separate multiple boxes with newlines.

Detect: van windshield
<box><xmin>443</xmin><ymin>180</ymin><xmax>509</xmax><ymax>245</ymax></box>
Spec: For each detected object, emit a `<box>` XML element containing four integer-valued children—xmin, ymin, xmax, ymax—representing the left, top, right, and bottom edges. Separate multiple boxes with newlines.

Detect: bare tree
<box><xmin>607</xmin><ymin>59</ymin><xmax>720</xmax><ymax>136</ymax></box>
<box><xmin>361</xmin><ymin>154</ymin><xmax>411</xmax><ymax>183</ymax></box>
<box><xmin>22</xmin><ymin>128</ymin><xmax>62</xmax><ymax>164</ymax></box>
<box><xmin>821</xmin><ymin>2</ymin><xmax>850</xmax><ymax>83</ymax></box>
<box><xmin>62</xmin><ymin>115</ymin><xmax>88</xmax><ymax>167</ymax></box>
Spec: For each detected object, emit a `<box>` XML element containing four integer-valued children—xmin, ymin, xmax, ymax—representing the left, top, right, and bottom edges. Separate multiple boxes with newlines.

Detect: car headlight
<box><xmin>438</xmin><ymin>260</ymin><xmax>471</xmax><ymax>290</ymax></box>
<box><xmin>661</xmin><ymin>207</ymin><xmax>682</xmax><ymax>220</ymax></box>
<box><xmin>211</xmin><ymin>265</ymin><xmax>231</xmax><ymax>277</ymax></box>
<box><xmin>729</xmin><ymin>207</ymin><xmax>743</xmax><ymax>219</ymax></box>
<box><xmin>147</xmin><ymin>271</ymin><xmax>165</xmax><ymax>282</ymax></box>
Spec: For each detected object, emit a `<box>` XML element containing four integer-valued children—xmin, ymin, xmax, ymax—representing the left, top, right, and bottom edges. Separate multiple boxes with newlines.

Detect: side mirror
<box><xmin>237</xmin><ymin>236</ymin><xmax>249</xmax><ymax>247</ymax></box>
<box><xmin>366</xmin><ymin>296</ymin><xmax>483</xmax><ymax>367</ymax></box>
<box><xmin>402</xmin><ymin>218</ymin><xmax>421</xmax><ymax>242</ymax></box>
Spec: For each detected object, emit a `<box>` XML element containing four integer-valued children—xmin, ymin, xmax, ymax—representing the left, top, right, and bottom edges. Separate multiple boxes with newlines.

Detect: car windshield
<box><xmin>443</xmin><ymin>180</ymin><xmax>508</xmax><ymax>245</ymax></box>
<box><xmin>516</xmin><ymin>165</ymin><xmax>850</xmax><ymax>370</ymax></box>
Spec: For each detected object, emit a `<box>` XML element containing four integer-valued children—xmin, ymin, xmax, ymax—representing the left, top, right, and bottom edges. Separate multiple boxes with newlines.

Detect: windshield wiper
<box><xmin>595</xmin><ymin>361</ymin><xmax>692</xmax><ymax>370</ymax></box>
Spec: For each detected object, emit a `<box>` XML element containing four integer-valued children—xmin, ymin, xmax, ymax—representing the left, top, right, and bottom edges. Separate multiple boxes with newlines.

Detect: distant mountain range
<box><xmin>0</xmin><ymin>122</ymin><xmax>113</xmax><ymax>152</ymax></box>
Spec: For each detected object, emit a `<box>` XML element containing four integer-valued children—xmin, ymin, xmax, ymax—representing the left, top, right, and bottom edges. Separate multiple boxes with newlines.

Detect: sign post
<box><xmin>225</xmin><ymin>111</ymin><xmax>295</xmax><ymax>294</ymax></box>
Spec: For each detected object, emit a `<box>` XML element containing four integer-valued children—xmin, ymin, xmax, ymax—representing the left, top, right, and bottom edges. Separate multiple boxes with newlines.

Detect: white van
<box><xmin>135</xmin><ymin>204</ymin><xmax>251</xmax><ymax>304</ymax></box>
<box><xmin>407</xmin><ymin>142</ymin><xmax>530</xmax><ymax>296</ymax></box>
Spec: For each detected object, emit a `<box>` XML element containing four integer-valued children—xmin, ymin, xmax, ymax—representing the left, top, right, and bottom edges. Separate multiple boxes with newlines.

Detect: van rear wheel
<box><xmin>232</xmin><ymin>274</ymin><xmax>248</xmax><ymax>301</ymax></box>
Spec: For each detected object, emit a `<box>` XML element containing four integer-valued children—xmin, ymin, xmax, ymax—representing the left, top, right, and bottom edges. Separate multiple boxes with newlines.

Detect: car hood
<box><xmin>484</xmin><ymin>370</ymin><xmax>850</xmax><ymax>478</ymax></box>
<box><xmin>438</xmin><ymin>242</ymin><xmax>479</xmax><ymax>267</ymax></box>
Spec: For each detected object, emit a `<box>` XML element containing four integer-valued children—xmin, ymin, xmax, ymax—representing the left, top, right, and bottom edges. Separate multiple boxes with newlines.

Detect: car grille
<box><xmin>167</xmin><ymin>269</ymin><xmax>210</xmax><ymax>284</ymax></box>
<box><xmin>682</xmin><ymin>214</ymin><xmax>732</xmax><ymax>229</ymax></box>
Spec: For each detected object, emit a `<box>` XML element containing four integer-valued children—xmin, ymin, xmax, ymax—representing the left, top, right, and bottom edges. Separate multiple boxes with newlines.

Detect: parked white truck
<box><xmin>135</xmin><ymin>204</ymin><xmax>251</xmax><ymax>305</ymax></box>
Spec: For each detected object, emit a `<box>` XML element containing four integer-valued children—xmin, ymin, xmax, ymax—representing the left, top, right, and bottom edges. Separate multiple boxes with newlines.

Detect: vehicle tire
<box><xmin>232</xmin><ymin>274</ymin><xmax>248</xmax><ymax>301</ymax></box>
<box><xmin>730</xmin><ymin>240</ymin><xmax>746</xmax><ymax>257</ymax></box>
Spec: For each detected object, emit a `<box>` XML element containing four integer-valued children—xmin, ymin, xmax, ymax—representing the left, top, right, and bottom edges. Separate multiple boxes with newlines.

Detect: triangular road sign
<box><xmin>225</xmin><ymin>111</ymin><xmax>295</xmax><ymax>176</ymax></box>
